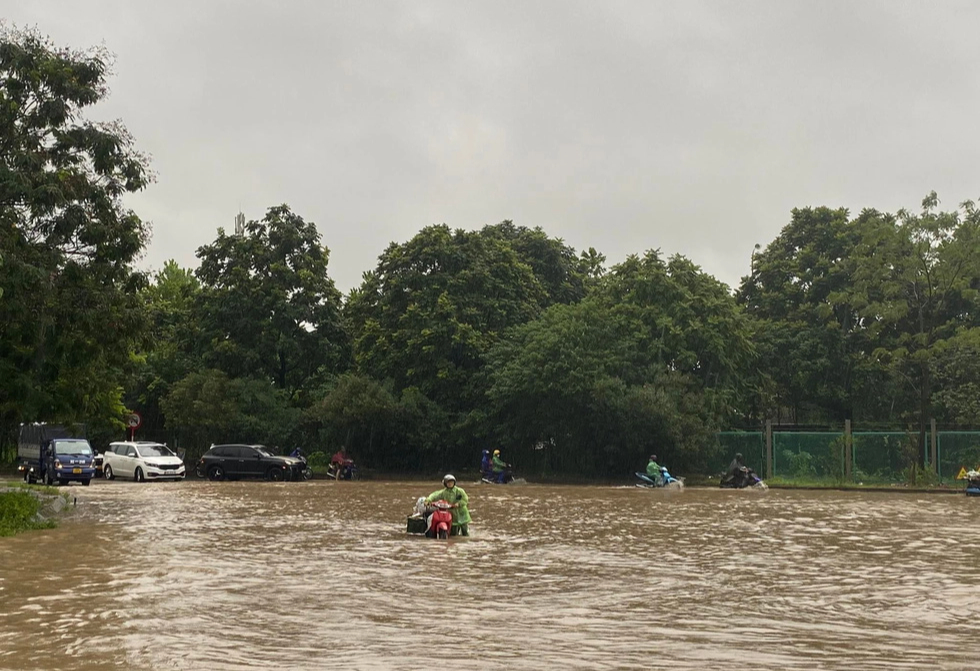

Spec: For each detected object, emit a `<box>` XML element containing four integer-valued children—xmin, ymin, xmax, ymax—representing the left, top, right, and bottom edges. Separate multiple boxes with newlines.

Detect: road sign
<box><xmin>956</xmin><ymin>466</ymin><xmax>968</xmax><ymax>480</ymax></box>
<box><xmin>126</xmin><ymin>412</ymin><xmax>142</xmax><ymax>430</ymax></box>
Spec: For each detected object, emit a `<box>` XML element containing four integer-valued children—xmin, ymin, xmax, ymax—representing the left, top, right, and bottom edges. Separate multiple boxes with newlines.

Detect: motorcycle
<box><xmin>326</xmin><ymin>460</ymin><xmax>358</xmax><ymax>480</ymax></box>
<box><xmin>481</xmin><ymin>467</ymin><xmax>514</xmax><ymax>484</ymax></box>
<box><xmin>294</xmin><ymin>456</ymin><xmax>313</xmax><ymax>480</ymax></box>
<box><xmin>634</xmin><ymin>466</ymin><xmax>684</xmax><ymax>489</ymax></box>
<box><xmin>720</xmin><ymin>466</ymin><xmax>768</xmax><ymax>490</ymax></box>
<box><xmin>406</xmin><ymin>498</ymin><xmax>455</xmax><ymax>539</ymax></box>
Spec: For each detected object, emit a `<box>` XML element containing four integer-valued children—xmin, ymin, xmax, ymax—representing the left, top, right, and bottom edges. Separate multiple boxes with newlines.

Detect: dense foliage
<box><xmin>4</xmin><ymin>29</ymin><xmax>980</xmax><ymax>476</ymax></box>
<box><xmin>0</xmin><ymin>27</ymin><xmax>150</xmax><ymax>456</ymax></box>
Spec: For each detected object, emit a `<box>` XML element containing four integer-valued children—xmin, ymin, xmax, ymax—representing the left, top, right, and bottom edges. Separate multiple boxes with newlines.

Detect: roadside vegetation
<box><xmin>3</xmin><ymin>27</ymin><xmax>980</xmax><ymax>483</ymax></box>
<box><xmin>0</xmin><ymin>484</ymin><xmax>69</xmax><ymax>536</ymax></box>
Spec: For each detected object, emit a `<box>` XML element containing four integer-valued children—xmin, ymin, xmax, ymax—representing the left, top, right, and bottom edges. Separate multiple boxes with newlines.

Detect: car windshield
<box><xmin>137</xmin><ymin>445</ymin><xmax>174</xmax><ymax>458</ymax></box>
<box><xmin>54</xmin><ymin>440</ymin><xmax>92</xmax><ymax>456</ymax></box>
<box><xmin>254</xmin><ymin>447</ymin><xmax>274</xmax><ymax>457</ymax></box>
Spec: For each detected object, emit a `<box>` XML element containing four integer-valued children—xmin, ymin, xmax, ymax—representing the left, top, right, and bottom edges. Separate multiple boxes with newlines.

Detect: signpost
<box><xmin>126</xmin><ymin>412</ymin><xmax>142</xmax><ymax>441</ymax></box>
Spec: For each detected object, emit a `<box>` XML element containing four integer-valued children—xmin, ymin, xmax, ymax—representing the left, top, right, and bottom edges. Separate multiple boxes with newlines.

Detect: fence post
<box><xmin>844</xmin><ymin>419</ymin><xmax>852</xmax><ymax>481</ymax></box>
<box><xmin>930</xmin><ymin>418</ymin><xmax>937</xmax><ymax>474</ymax></box>
<box><xmin>765</xmin><ymin>419</ymin><xmax>773</xmax><ymax>480</ymax></box>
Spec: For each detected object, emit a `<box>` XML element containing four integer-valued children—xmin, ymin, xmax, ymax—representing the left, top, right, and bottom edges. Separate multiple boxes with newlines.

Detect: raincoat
<box><xmin>492</xmin><ymin>455</ymin><xmax>508</xmax><ymax>473</ymax></box>
<box><xmin>425</xmin><ymin>486</ymin><xmax>471</xmax><ymax>528</ymax></box>
<box><xmin>646</xmin><ymin>459</ymin><xmax>661</xmax><ymax>477</ymax></box>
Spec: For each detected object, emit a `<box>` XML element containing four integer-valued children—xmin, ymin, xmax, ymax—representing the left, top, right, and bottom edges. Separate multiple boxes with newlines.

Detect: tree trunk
<box><xmin>918</xmin><ymin>359</ymin><xmax>930</xmax><ymax>468</ymax></box>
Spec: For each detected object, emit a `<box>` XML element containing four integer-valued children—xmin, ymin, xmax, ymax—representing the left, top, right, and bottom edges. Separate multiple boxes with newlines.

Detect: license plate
<box><xmin>165</xmin><ymin>470</ymin><xmax>174</xmax><ymax>474</ymax></box>
<box><xmin>73</xmin><ymin>468</ymin><xmax>82</xmax><ymax>474</ymax></box>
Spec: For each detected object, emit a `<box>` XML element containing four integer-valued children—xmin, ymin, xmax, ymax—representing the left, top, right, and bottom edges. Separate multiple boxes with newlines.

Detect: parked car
<box><xmin>196</xmin><ymin>444</ymin><xmax>303</xmax><ymax>481</ymax></box>
<box><xmin>103</xmin><ymin>441</ymin><xmax>186</xmax><ymax>482</ymax></box>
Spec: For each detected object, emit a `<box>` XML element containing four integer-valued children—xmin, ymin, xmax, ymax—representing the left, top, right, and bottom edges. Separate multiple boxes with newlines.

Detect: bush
<box><xmin>0</xmin><ymin>491</ymin><xmax>55</xmax><ymax>536</ymax></box>
<box><xmin>306</xmin><ymin>451</ymin><xmax>329</xmax><ymax>471</ymax></box>
<box><xmin>781</xmin><ymin>449</ymin><xmax>817</xmax><ymax>478</ymax></box>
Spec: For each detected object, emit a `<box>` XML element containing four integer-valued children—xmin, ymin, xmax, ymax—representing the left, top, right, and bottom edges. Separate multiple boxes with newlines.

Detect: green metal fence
<box><xmin>717</xmin><ymin>431</ymin><xmax>764</xmax><ymax>475</ymax></box>
<box><xmin>717</xmin><ymin>428</ymin><xmax>980</xmax><ymax>484</ymax></box>
<box><xmin>938</xmin><ymin>432</ymin><xmax>980</xmax><ymax>482</ymax></box>
<box><xmin>773</xmin><ymin>431</ymin><xmax>844</xmax><ymax>480</ymax></box>
<box><xmin>852</xmin><ymin>432</ymin><xmax>910</xmax><ymax>482</ymax></box>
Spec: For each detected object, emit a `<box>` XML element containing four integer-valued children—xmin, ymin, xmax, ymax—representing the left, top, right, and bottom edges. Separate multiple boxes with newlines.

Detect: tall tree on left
<box><xmin>0</xmin><ymin>27</ymin><xmax>151</xmax><ymax>440</ymax></box>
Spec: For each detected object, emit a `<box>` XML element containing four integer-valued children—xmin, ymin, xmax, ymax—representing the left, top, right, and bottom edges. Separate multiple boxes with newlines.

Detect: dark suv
<box><xmin>197</xmin><ymin>444</ymin><xmax>302</xmax><ymax>481</ymax></box>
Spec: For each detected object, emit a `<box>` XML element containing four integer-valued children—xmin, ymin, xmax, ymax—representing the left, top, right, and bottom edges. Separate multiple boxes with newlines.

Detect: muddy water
<box><xmin>1</xmin><ymin>481</ymin><xmax>978</xmax><ymax>671</ymax></box>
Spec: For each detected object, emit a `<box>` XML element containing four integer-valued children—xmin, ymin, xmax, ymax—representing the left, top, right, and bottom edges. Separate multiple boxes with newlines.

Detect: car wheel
<box><xmin>195</xmin><ymin>464</ymin><xmax>206</xmax><ymax>479</ymax></box>
<box><xmin>268</xmin><ymin>468</ymin><xmax>284</xmax><ymax>481</ymax></box>
<box><xmin>134</xmin><ymin>467</ymin><xmax>145</xmax><ymax>483</ymax></box>
<box><xmin>104</xmin><ymin>465</ymin><xmax>115</xmax><ymax>480</ymax></box>
<box><xmin>208</xmin><ymin>465</ymin><xmax>225</xmax><ymax>481</ymax></box>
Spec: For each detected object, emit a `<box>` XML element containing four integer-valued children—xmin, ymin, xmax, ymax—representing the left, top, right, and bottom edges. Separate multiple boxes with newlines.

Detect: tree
<box><xmin>738</xmin><ymin>207</ymin><xmax>885</xmax><ymax>424</ymax></box>
<box><xmin>479</xmin><ymin>221</ymin><xmax>587</xmax><ymax>305</ymax></box>
<box><xmin>126</xmin><ymin>261</ymin><xmax>203</xmax><ymax>441</ymax></box>
<box><xmin>160</xmin><ymin>369</ymin><xmax>300</xmax><ymax>456</ymax></box>
<box><xmin>195</xmin><ymin>205</ymin><xmax>348</xmax><ymax>397</ymax></box>
<box><xmin>485</xmin><ymin>251</ymin><xmax>754</xmax><ymax>476</ymax></box>
<box><xmin>845</xmin><ymin>194</ymin><xmax>980</xmax><ymax>464</ymax></box>
<box><xmin>931</xmin><ymin>328</ymin><xmax>980</xmax><ymax>425</ymax></box>
<box><xmin>0</xmin><ymin>27</ymin><xmax>150</xmax><ymax>437</ymax></box>
<box><xmin>346</xmin><ymin>224</ymin><xmax>549</xmax><ymax>414</ymax></box>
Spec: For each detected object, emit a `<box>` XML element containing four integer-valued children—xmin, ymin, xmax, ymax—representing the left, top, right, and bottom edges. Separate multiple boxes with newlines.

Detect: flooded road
<box><xmin>1</xmin><ymin>480</ymin><xmax>978</xmax><ymax>670</ymax></box>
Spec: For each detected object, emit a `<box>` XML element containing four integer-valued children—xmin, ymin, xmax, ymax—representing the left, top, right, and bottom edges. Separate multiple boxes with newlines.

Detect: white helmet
<box><xmin>442</xmin><ymin>474</ymin><xmax>457</xmax><ymax>487</ymax></box>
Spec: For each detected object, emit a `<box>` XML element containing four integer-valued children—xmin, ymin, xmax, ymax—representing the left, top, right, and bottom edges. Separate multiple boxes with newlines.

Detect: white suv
<box><xmin>103</xmin><ymin>441</ymin><xmax>186</xmax><ymax>482</ymax></box>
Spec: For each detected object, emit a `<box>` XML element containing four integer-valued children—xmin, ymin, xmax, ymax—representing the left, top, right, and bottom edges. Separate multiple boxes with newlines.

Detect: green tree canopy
<box><xmin>195</xmin><ymin>205</ymin><xmax>349</xmax><ymax>397</ymax></box>
<box><xmin>843</xmin><ymin>194</ymin><xmax>980</xmax><ymax>460</ymax></box>
<box><xmin>160</xmin><ymin>369</ymin><xmax>301</xmax><ymax>456</ymax></box>
<box><xmin>485</xmin><ymin>251</ymin><xmax>754</xmax><ymax>476</ymax></box>
<box><xmin>0</xmin><ymin>27</ymin><xmax>150</xmax><ymax>436</ymax></box>
<box><xmin>346</xmin><ymin>224</ymin><xmax>556</xmax><ymax>413</ymax></box>
<box><xmin>738</xmin><ymin>206</ymin><xmax>886</xmax><ymax>423</ymax></box>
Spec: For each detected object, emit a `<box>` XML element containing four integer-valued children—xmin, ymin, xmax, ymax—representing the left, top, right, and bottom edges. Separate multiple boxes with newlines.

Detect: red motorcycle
<box><xmin>428</xmin><ymin>500</ymin><xmax>454</xmax><ymax>539</ymax></box>
<box><xmin>406</xmin><ymin>498</ymin><xmax>455</xmax><ymax>539</ymax></box>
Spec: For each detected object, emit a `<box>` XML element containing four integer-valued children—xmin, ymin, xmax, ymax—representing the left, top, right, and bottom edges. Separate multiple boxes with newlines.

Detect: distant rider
<box><xmin>491</xmin><ymin>449</ymin><xmax>511</xmax><ymax>483</ymax></box>
<box><xmin>331</xmin><ymin>447</ymin><xmax>355</xmax><ymax>479</ymax></box>
<box><xmin>425</xmin><ymin>474</ymin><xmax>471</xmax><ymax>536</ymax></box>
<box><xmin>722</xmin><ymin>452</ymin><xmax>746</xmax><ymax>486</ymax></box>
<box><xmin>480</xmin><ymin>450</ymin><xmax>492</xmax><ymax>479</ymax></box>
<box><xmin>646</xmin><ymin>454</ymin><xmax>663</xmax><ymax>485</ymax></box>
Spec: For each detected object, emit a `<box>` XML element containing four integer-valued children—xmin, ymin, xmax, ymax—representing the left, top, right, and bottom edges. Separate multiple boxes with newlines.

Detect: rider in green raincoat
<box><xmin>646</xmin><ymin>454</ymin><xmax>662</xmax><ymax>485</ymax></box>
<box><xmin>426</xmin><ymin>474</ymin><xmax>471</xmax><ymax>536</ymax></box>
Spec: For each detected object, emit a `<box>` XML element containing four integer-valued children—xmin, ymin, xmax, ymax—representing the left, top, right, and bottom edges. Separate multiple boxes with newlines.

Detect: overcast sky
<box><xmin>3</xmin><ymin>1</ymin><xmax>978</xmax><ymax>292</ymax></box>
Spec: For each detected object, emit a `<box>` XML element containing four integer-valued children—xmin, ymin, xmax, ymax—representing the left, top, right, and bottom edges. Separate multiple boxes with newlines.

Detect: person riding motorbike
<box><xmin>289</xmin><ymin>447</ymin><xmax>312</xmax><ymax>480</ymax></box>
<box><xmin>480</xmin><ymin>450</ymin><xmax>492</xmax><ymax>480</ymax></box>
<box><xmin>491</xmin><ymin>449</ymin><xmax>512</xmax><ymax>484</ymax></box>
<box><xmin>425</xmin><ymin>474</ymin><xmax>471</xmax><ymax>536</ymax></box>
<box><xmin>330</xmin><ymin>448</ymin><xmax>355</xmax><ymax>480</ymax></box>
<box><xmin>722</xmin><ymin>453</ymin><xmax>751</xmax><ymax>487</ymax></box>
<box><xmin>646</xmin><ymin>454</ymin><xmax>663</xmax><ymax>485</ymax></box>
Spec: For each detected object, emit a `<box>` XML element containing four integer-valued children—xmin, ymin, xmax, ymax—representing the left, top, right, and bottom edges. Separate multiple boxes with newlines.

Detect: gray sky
<box><xmin>4</xmin><ymin>1</ymin><xmax>979</xmax><ymax>292</ymax></box>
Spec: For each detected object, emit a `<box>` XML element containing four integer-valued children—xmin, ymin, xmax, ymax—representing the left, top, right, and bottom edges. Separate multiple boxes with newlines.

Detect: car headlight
<box><xmin>55</xmin><ymin>462</ymin><xmax>63</xmax><ymax>469</ymax></box>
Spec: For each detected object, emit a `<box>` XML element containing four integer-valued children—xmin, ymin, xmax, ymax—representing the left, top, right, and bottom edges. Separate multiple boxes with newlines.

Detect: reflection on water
<box><xmin>1</xmin><ymin>480</ymin><xmax>979</xmax><ymax>670</ymax></box>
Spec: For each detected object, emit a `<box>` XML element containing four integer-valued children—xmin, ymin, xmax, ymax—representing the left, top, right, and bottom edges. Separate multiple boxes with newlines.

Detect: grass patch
<box><xmin>0</xmin><ymin>490</ymin><xmax>57</xmax><ymax>537</ymax></box>
<box><xmin>5</xmin><ymin>480</ymin><xmax>65</xmax><ymax>497</ymax></box>
<box><xmin>766</xmin><ymin>475</ymin><xmax>963</xmax><ymax>491</ymax></box>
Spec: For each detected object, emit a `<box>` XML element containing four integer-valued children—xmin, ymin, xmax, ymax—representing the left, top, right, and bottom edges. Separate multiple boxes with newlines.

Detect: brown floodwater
<box><xmin>1</xmin><ymin>479</ymin><xmax>978</xmax><ymax>670</ymax></box>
